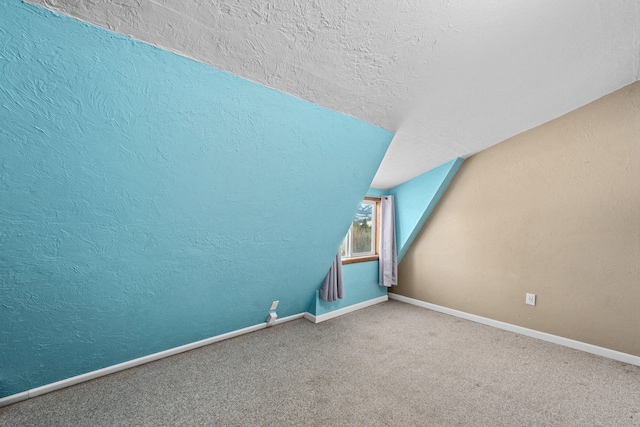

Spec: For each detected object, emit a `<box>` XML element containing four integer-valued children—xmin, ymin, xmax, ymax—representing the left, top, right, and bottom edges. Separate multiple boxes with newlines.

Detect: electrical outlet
<box><xmin>525</xmin><ymin>293</ymin><xmax>536</xmax><ymax>306</ymax></box>
<box><xmin>270</xmin><ymin>300</ymin><xmax>279</xmax><ymax>311</ymax></box>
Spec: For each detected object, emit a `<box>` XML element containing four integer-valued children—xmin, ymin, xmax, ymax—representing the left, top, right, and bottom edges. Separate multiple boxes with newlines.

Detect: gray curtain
<box><xmin>320</xmin><ymin>252</ymin><xmax>344</xmax><ymax>302</ymax></box>
<box><xmin>379</xmin><ymin>195</ymin><xmax>398</xmax><ymax>287</ymax></box>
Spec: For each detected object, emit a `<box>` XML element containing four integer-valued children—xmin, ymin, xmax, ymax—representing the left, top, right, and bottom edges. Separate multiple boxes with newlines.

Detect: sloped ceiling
<box><xmin>29</xmin><ymin>0</ymin><xmax>640</xmax><ymax>188</ymax></box>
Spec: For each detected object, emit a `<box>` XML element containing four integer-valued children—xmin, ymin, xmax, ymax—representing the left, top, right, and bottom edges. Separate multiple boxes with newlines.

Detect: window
<box><xmin>341</xmin><ymin>197</ymin><xmax>380</xmax><ymax>264</ymax></box>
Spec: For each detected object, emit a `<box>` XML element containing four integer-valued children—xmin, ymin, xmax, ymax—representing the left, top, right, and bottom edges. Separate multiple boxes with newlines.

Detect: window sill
<box><xmin>342</xmin><ymin>255</ymin><xmax>379</xmax><ymax>265</ymax></box>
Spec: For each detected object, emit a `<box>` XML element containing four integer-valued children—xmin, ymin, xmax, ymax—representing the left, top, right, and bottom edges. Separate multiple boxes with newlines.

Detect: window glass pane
<box><xmin>352</xmin><ymin>202</ymin><xmax>373</xmax><ymax>254</ymax></box>
<box><xmin>340</xmin><ymin>235</ymin><xmax>347</xmax><ymax>257</ymax></box>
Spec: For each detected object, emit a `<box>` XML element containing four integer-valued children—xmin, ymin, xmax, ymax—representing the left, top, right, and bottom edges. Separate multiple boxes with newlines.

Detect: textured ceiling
<box><xmin>29</xmin><ymin>0</ymin><xmax>640</xmax><ymax>188</ymax></box>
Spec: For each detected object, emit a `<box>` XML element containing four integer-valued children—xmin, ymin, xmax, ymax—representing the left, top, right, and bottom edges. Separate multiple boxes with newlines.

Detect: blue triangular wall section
<box><xmin>389</xmin><ymin>158</ymin><xmax>464</xmax><ymax>263</ymax></box>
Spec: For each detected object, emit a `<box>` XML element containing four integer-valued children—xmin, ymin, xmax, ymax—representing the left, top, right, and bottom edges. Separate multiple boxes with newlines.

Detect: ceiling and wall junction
<box><xmin>28</xmin><ymin>0</ymin><xmax>640</xmax><ymax>188</ymax></box>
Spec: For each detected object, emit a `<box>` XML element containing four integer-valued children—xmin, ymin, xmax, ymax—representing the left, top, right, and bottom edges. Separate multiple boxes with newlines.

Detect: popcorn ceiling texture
<box><xmin>27</xmin><ymin>0</ymin><xmax>640</xmax><ymax>188</ymax></box>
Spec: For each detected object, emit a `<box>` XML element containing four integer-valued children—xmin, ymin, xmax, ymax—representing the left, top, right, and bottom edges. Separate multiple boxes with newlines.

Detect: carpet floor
<box><xmin>1</xmin><ymin>299</ymin><xmax>639</xmax><ymax>426</ymax></box>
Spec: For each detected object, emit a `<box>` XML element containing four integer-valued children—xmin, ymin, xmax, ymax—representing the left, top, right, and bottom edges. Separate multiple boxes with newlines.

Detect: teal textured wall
<box><xmin>308</xmin><ymin>189</ymin><xmax>389</xmax><ymax>316</ymax></box>
<box><xmin>0</xmin><ymin>0</ymin><xmax>393</xmax><ymax>398</ymax></box>
<box><xmin>389</xmin><ymin>158</ymin><xmax>464</xmax><ymax>262</ymax></box>
<box><xmin>308</xmin><ymin>159</ymin><xmax>465</xmax><ymax>318</ymax></box>
<box><xmin>310</xmin><ymin>261</ymin><xmax>387</xmax><ymax>316</ymax></box>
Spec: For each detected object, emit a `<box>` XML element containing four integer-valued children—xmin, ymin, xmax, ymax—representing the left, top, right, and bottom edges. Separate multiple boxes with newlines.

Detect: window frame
<box><xmin>341</xmin><ymin>197</ymin><xmax>381</xmax><ymax>265</ymax></box>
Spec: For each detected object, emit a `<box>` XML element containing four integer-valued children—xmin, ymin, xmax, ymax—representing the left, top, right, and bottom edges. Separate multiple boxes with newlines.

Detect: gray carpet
<box><xmin>1</xmin><ymin>300</ymin><xmax>639</xmax><ymax>426</ymax></box>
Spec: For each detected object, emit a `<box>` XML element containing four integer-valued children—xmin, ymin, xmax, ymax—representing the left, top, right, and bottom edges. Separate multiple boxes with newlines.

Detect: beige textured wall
<box><xmin>394</xmin><ymin>82</ymin><xmax>640</xmax><ymax>356</ymax></box>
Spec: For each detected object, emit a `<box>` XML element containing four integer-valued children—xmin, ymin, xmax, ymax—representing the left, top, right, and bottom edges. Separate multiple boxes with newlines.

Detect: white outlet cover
<box><xmin>270</xmin><ymin>300</ymin><xmax>279</xmax><ymax>311</ymax></box>
<box><xmin>525</xmin><ymin>293</ymin><xmax>536</xmax><ymax>306</ymax></box>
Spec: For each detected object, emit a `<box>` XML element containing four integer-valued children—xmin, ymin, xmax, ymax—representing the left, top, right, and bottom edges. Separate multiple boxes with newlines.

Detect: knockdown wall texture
<box><xmin>394</xmin><ymin>82</ymin><xmax>640</xmax><ymax>357</ymax></box>
<box><xmin>0</xmin><ymin>0</ymin><xmax>393</xmax><ymax>398</ymax></box>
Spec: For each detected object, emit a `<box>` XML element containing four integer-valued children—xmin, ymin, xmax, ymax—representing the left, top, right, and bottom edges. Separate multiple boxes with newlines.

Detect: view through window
<box><xmin>341</xmin><ymin>198</ymin><xmax>380</xmax><ymax>264</ymax></box>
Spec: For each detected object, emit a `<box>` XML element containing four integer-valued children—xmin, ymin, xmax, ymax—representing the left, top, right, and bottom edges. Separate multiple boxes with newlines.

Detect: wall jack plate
<box><xmin>525</xmin><ymin>293</ymin><xmax>536</xmax><ymax>306</ymax></box>
<box><xmin>270</xmin><ymin>300</ymin><xmax>279</xmax><ymax>311</ymax></box>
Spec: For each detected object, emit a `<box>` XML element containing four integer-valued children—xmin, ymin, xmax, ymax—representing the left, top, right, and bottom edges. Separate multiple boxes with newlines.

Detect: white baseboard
<box><xmin>304</xmin><ymin>295</ymin><xmax>388</xmax><ymax>324</ymax></box>
<box><xmin>388</xmin><ymin>293</ymin><xmax>640</xmax><ymax>367</ymax></box>
<box><xmin>0</xmin><ymin>391</ymin><xmax>29</xmax><ymax>408</ymax></box>
<box><xmin>273</xmin><ymin>313</ymin><xmax>305</xmax><ymax>326</ymax></box>
<box><xmin>0</xmin><ymin>313</ymin><xmax>305</xmax><ymax>408</ymax></box>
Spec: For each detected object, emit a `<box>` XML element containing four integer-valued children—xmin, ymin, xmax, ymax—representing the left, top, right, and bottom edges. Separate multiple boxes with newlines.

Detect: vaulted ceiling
<box><xmin>29</xmin><ymin>0</ymin><xmax>640</xmax><ymax>188</ymax></box>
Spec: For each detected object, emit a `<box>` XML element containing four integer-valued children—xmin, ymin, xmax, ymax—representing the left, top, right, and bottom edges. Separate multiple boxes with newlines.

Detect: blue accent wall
<box><xmin>0</xmin><ymin>0</ymin><xmax>393</xmax><ymax>398</ymax></box>
<box><xmin>308</xmin><ymin>189</ymin><xmax>388</xmax><ymax>317</ymax></box>
<box><xmin>309</xmin><ymin>262</ymin><xmax>387</xmax><ymax>316</ymax></box>
<box><xmin>366</xmin><ymin>188</ymin><xmax>387</xmax><ymax>197</ymax></box>
<box><xmin>389</xmin><ymin>158</ymin><xmax>464</xmax><ymax>262</ymax></box>
<box><xmin>306</xmin><ymin>160</ymin><xmax>465</xmax><ymax>318</ymax></box>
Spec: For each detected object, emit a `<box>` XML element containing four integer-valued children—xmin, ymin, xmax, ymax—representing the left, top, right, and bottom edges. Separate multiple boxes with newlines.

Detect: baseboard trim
<box><xmin>0</xmin><ymin>312</ymin><xmax>305</xmax><ymax>408</ymax></box>
<box><xmin>273</xmin><ymin>313</ymin><xmax>306</xmax><ymax>325</ymax></box>
<box><xmin>304</xmin><ymin>295</ymin><xmax>388</xmax><ymax>324</ymax></box>
<box><xmin>0</xmin><ymin>392</ymin><xmax>29</xmax><ymax>408</ymax></box>
<box><xmin>388</xmin><ymin>293</ymin><xmax>640</xmax><ymax>367</ymax></box>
